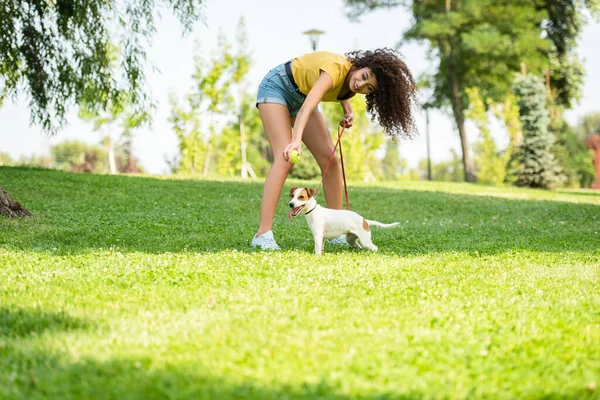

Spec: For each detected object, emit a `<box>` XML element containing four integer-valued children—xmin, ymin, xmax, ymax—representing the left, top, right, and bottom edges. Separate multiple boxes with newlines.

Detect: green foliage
<box><xmin>404</xmin><ymin>1</ymin><xmax>548</xmax><ymax>111</ymax></box>
<box><xmin>168</xmin><ymin>92</ymin><xmax>204</xmax><ymax>174</ymax></box>
<box><xmin>170</xmin><ymin>23</ymin><xmax>264</xmax><ymax>178</ymax></box>
<box><xmin>215</xmin><ymin>19</ymin><xmax>267</xmax><ymax>179</ymax></box>
<box><xmin>492</xmin><ymin>93</ymin><xmax>524</xmax><ymax>185</ymax></box>
<box><xmin>551</xmin><ymin>117</ymin><xmax>595</xmax><ymax>188</ymax></box>
<box><xmin>473</xmin><ymin>130</ymin><xmax>506</xmax><ymax>186</ymax></box>
<box><xmin>343</xmin><ymin>0</ymin><xmax>598</xmax><ymax>183</ymax></box>
<box><xmin>405</xmin><ymin>0</ymin><xmax>549</xmax><ymax>183</ymax></box>
<box><xmin>343</xmin><ymin>0</ymin><xmax>404</xmax><ymax>19</ymax></box>
<box><xmin>0</xmin><ymin>153</ymin><xmax>15</xmax><ymax>166</ymax></box>
<box><xmin>169</xmin><ymin>38</ymin><xmax>234</xmax><ymax>175</ymax></box>
<box><xmin>380</xmin><ymin>138</ymin><xmax>406</xmax><ymax>180</ymax></box>
<box><xmin>547</xmin><ymin>51</ymin><xmax>584</xmax><ymax>109</ymax></box>
<box><xmin>541</xmin><ymin>0</ymin><xmax>600</xmax><ymax>108</ymax></box>
<box><xmin>0</xmin><ymin>154</ymin><xmax>51</xmax><ymax>168</ymax></box>
<box><xmin>465</xmin><ymin>88</ymin><xmax>507</xmax><ymax>186</ymax></box>
<box><xmin>509</xmin><ymin>74</ymin><xmax>565</xmax><ymax>189</ymax></box>
<box><xmin>79</xmin><ymin>91</ymin><xmax>150</xmax><ymax>174</ymax></box>
<box><xmin>320</xmin><ymin>97</ymin><xmax>384</xmax><ymax>182</ymax></box>
<box><xmin>50</xmin><ymin>140</ymin><xmax>107</xmax><ymax>173</ymax></box>
<box><xmin>577</xmin><ymin>111</ymin><xmax>600</xmax><ymax>138</ymax></box>
<box><xmin>216</xmin><ymin>93</ymin><xmax>269</xmax><ymax>178</ymax></box>
<box><xmin>419</xmin><ymin>149</ymin><xmax>464</xmax><ymax>182</ymax></box>
<box><xmin>0</xmin><ymin>0</ymin><xmax>205</xmax><ymax>133</ymax></box>
<box><xmin>492</xmin><ymin>92</ymin><xmax>522</xmax><ymax>151</ymax></box>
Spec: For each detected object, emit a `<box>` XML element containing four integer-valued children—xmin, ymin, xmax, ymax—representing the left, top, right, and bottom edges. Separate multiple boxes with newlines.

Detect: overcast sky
<box><xmin>1</xmin><ymin>0</ymin><xmax>598</xmax><ymax>174</ymax></box>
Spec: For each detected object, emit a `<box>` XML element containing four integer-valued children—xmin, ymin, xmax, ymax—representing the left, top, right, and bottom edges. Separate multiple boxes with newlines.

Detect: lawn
<box><xmin>1</xmin><ymin>166</ymin><xmax>599</xmax><ymax>399</ymax></box>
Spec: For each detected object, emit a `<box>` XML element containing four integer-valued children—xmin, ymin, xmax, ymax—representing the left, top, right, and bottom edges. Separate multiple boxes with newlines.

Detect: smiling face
<box><xmin>349</xmin><ymin>67</ymin><xmax>378</xmax><ymax>95</ymax></box>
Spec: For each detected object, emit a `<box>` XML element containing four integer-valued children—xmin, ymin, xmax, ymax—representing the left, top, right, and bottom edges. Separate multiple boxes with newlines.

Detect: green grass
<box><xmin>1</xmin><ymin>166</ymin><xmax>599</xmax><ymax>400</ymax></box>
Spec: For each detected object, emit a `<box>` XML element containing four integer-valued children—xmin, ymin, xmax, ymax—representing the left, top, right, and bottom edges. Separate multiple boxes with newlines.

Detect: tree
<box><xmin>50</xmin><ymin>140</ymin><xmax>107</xmax><ymax>173</ymax></box>
<box><xmin>169</xmin><ymin>35</ymin><xmax>234</xmax><ymax>176</ymax></box>
<box><xmin>214</xmin><ymin>19</ymin><xmax>268</xmax><ymax>179</ymax></box>
<box><xmin>539</xmin><ymin>0</ymin><xmax>600</xmax><ymax>110</ymax></box>
<box><xmin>405</xmin><ymin>0</ymin><xmax>550</xmax><ymax>183</ymax></box>
<box><xmin>577</xmin><ymin>111</ymin><xmax>600</xmax><ymax>138</ymax></box>
<box><xmin>508</xmin><ymin>74</ymin><xmax>565</xmax><ymax>188</ymax></box>
<box><xmin>492</xmin><ymin>91</ymin><xmax>523</xmax><ymax>166</ymax></box>
<box><xmin>0</xmin><ymin>0</ymin><xmax>205</xmax><ymax>216</ymax></box>
<box><xmin>79</xmin><ymin>93</ymin><xmax>151</xmax><ymax>174</ymax></box>
<box><xmin>381</xmin><ymin>139</ymin><xmax>406</xmax><ymax>180</ymax></box>
<box><xmin>0</xmin><ymin>153</ymin><xmax>16</xmax><ymax>167</ymax></box>
<box><xmin>418</xmin><ymin>150</ymin><xmax>463</xmax><ymax>181</ymax></box>
<box><xmin>217</xmin><ymin>93</ymin><xmax>269</xmax><ymax>178</ymax></box>
<box><xmin>548</xmin><ymin>110</ymin><xmax>600</xmax><ymax>188</ymax></box>
<box><xmin>551</xmin><ymin>117</ymin><xmax>595</xmax><ymax>188</ymax></box>
<box><xmin>230</xmin><ymin>18</ymin><xmax>256</xmax><ymax>179</ymax></box>
<box><xmin>343</xmin><ymin>0</ymin><xmax>598</xmax><ymax>182</ymax></box>
<box><xmin>0</xmin><ymin>187</ymin><xmax>31</xmax><ymax>218</ymax></box>
<box><xmin>0</xmin><ymin>0</ymin><xmax>204</xmax><ymax>133</ymax></box>
<box><xmin>465</xmin><ymin>87</ymin><xmax>506</xmax><ymax>186</ymax></box>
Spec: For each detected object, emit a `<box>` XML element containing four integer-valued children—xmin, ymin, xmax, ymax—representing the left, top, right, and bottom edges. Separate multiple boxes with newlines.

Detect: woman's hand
<box><xmin>283</xmin><ymin>139</ymin><xmax>302</xmax><ymax>162</ymax></box>
<box><xmin>340</xmin><ymin>112</ymin><xmax>354</xmax><ymax>128</ymax></box>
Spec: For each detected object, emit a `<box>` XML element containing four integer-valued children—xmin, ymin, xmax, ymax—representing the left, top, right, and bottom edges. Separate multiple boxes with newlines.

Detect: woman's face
<box><xmin>350</xmin><ymin>67</ymin><xmax>378</xmax><ymax>94</ymax></box>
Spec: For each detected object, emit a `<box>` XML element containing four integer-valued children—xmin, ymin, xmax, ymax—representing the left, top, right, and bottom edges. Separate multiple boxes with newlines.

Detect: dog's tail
<box><xmin>366</xmin><ymin>220</ymin><xmax>400</xmax><ymax>229</ymax></box>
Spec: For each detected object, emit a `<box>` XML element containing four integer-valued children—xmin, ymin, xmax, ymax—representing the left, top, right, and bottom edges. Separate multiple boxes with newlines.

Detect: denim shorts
<box><xmin>256</xmin><ymin>62</ymin><xmax>307</xmax><ymax>116</ymax></box>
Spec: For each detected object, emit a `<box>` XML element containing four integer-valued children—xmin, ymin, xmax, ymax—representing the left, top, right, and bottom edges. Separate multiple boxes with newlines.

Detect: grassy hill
<box><xmin>1</xmin><ymin>166</ymin><xmax>599</xmax><ymax>399</ymax></box>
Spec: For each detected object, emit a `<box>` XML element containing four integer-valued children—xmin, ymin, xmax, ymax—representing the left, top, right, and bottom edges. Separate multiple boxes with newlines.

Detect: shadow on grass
<box><xmin>3</xmin><ymin>355</ymin><xmax>418</xmax><ymax>400</ymax></box>
<box><xmin>1</xmin><ymin>166</ymin><xmax>598</xmax><ymax>256</ymax></box>
<box><xmin>0</xmin><ymin>309</ymin><xmax>593</xmax><ymax>399</ymax></box>
<box><xmin>0</xmin><ymin>308</ymin><xmax>437</xmax><ymax>400</ymax></box>
<box><xmin>0</xmin><ymin>307</ymin><xmax>91</xmax><ymax>338</ymax></box>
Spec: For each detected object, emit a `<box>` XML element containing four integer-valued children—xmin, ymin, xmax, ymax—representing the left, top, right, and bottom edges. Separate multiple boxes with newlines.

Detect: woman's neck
<box><xmin>338</xmin><ymin>65</ymin><xmax>357</xmax><ymax>100</ymax></box>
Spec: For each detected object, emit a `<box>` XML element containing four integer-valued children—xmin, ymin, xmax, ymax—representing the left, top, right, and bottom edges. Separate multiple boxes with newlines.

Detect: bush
<box><xmin>508</xmin><ymin>75</ymin><xmax>565</xmax><ymax>189</ymax></box>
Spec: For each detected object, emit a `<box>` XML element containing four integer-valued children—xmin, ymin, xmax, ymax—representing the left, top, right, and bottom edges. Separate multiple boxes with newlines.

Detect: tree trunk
<box><xmin>239</xmin><ymin>115</ymin><xmax>257</xmax><ymax>179</ymax></box>
<box><xmin>203</xmin><ymin>142</ymin><xmax>212</xmax><ymax>176</ymax></box>
<box><xmin>446</xmin><ymin>0</ymin><xmax>476</xmax><ymax>183</ymax></box>
<box><xmin>425</xmin><ymin>108</ymin><xmax>432</xmax><ymax>181</ymax></box>
<box><xmin>239</xmin><ymin>86</ymin><xmax>256</xmax><ymax>179</ymax></box>
<box><xmin>0</xmin><ymin>186</ymin><xmax>31</xmax><ymax>217</ymax></box>
<box><xmin>449</xmin><ymin>70</ymin><xmax>477</xmax><ymax>183</ymax></box>
<box><xmin>107</xmin><ymin>135</ymin><xmax>117</xmax><ymax>175</ymax></box>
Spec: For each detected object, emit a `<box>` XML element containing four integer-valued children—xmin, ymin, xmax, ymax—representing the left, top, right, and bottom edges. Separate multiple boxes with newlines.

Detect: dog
<box><xmin>288</xmin><ymin>187</ymin><xmax>399</xmax><ymax>255</ymax></box>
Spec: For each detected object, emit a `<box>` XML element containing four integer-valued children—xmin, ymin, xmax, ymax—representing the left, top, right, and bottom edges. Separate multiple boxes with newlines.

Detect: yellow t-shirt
<box><xmin>291</xmin><ymin>51</ymin><xmax>352</xmax><ymax>102</ymax></box>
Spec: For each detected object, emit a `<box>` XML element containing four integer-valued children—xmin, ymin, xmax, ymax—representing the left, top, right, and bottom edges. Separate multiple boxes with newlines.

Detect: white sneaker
<box><xmin>327</xmin><ymin>235</ymin><xmax>348</xmax><ymax>246</ymax></box>
<box><xmin>251</xmin><ymin>230</ymin><xmax>281</xmax><ymax>250</ymax></box>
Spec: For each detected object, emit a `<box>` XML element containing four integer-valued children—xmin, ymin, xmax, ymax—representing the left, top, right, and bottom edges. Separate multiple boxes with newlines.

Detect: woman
<box><xmin>252</xmin><ymin>48</ymin><xmax>418</xmax><ymax>250</ymax></box>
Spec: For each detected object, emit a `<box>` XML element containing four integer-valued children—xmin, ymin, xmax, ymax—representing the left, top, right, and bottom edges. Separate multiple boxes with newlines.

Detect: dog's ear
<box><xmin>306</xmin><ymin>188</ymin><xmax>316</xmax><ymax>198</ymax></box>
<box><xmin>290</xmin><ymin>187</ymin><xmax>298</xmax><ymax>197</ymax></box>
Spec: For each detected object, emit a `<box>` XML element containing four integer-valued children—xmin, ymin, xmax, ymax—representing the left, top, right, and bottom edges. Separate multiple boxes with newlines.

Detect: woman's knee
<box><xmin>272</xmin><ymin>158</ymin><xmax>294</xmax><ymax>173</ymax></box>
<box><xmin>316</xmin><ymin>150</ymin><xmax>339</xmax><ymax>171</ymax></box>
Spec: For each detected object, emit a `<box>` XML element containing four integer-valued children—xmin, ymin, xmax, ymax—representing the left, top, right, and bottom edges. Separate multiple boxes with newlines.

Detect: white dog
<box><xmin>288</xmin><ymin>187</ymin><xmax>399</xmax><ymax>255</ymax></box>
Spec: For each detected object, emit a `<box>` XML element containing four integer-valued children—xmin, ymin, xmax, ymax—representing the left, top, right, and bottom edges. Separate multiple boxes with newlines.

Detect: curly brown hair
<box><xmin>345</xmin><ymin>48</ymin><xmax>418</xmax><ymax>139</ymax></box>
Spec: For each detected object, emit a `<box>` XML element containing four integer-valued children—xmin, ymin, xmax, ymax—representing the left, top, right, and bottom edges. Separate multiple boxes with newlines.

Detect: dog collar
<box><xmin>304</xmin><ymin>205</ymin><xmax>317</xmax><ymax>215</ymax></box>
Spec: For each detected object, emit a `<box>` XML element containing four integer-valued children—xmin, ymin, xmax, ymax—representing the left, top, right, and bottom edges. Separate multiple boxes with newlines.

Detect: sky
<box><xmin>1</xmin><ymin>0</ymin><xmax>599</xmax><ymax>174</ymax></box>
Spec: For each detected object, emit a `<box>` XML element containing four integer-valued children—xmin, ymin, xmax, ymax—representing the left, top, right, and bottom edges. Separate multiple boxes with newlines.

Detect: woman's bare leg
<box><xmin>255</xmin><ymin>103</ymin><xmax>294</xmax><ymax>237</ymax></box>
<box><xmin>301</xmin><ymin>110</ymin><xmax>342</xmax><ymax>210</ymax></box>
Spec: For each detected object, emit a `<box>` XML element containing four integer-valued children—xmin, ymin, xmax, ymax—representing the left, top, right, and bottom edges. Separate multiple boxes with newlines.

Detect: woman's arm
<box><xmin>340</xmin><ymin>99</ymin><xmax>354</xmax><ymax>128</ymax></box>
<box><xmin>283</xmin><ymin>71</ymin><xmax>333</xmax><ymax>161</ymax></box>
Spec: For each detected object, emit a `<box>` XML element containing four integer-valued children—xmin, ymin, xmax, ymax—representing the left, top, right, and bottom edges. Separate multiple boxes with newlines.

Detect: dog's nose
<box><xmin>288</xmin><ymin>202</ymin><xmax>294</xmax><ymax>208</ymax></box>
